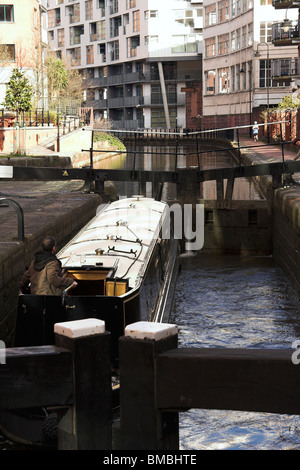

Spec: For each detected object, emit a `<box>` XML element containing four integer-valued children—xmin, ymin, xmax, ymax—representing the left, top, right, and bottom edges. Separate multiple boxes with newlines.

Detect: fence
<box><xmin>0</xmin><ymin>108</ymin><xmax>91</xmax><ymax>130</ymax></box>
<box><xmin>1</xmin><ymin>319</ymin><xmax>300</xmax><ymax>450</ymax></box>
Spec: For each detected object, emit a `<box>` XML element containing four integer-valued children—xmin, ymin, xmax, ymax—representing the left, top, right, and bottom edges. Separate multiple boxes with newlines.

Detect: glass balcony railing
<box><xmin>272</xmin><ymin>20</ymin><xmax>300</xmax><ymax>45</ymax></box>
<box><xmin>272</xmin><ymin>0</ymin><xmax>300</xmax><ymax>9</ymax></box>
<box><xmin>271</xmin><ymin>58</ymin><xmax>300</xmax><ymax>79</ymax></box>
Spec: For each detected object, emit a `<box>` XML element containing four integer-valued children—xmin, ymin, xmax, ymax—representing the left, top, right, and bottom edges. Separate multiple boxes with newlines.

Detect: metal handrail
<box><xmin>0</xmin><ymin>198</ymin><xmax>24</xmax><ymax>242</ymax></box>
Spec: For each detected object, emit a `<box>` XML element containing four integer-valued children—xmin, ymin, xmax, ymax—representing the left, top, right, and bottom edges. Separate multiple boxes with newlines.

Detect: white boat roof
<box><xmin>58</xmin><ymin>196</ymin><xmax>168</xmax><ymax>290</ymax></box>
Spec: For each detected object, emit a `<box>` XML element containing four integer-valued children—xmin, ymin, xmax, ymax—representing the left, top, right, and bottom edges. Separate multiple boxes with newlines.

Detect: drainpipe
<box><xmin>158</xmin><ymin>62</ymin><xmax>171</xmax><ymax>129</ymax></box>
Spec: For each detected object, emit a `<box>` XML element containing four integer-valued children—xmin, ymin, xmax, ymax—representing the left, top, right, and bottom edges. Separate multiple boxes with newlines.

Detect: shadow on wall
<box><xmin>0</xmin><ymin>131</ymin><xmax>4</xmax><ymax>151</ymax></box>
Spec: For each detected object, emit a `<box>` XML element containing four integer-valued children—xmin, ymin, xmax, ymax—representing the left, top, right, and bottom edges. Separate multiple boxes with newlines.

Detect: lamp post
<box><xmin>254</xmin><ymin>42</ymin><xmax>270</xmax><ymax>143</ymax></box>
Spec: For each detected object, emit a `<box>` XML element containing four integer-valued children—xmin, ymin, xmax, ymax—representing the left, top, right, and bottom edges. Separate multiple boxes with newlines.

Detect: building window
<box><xmin>48</xmin><ymin>8</ymin><xmax>61</xmax><ymax>27</ymax></box>
<box><xmin>151</xmin><ymin>108</ymin><xmax>177</xmax><ymax>128</ymax></box>
<box><xmin>218</xmin><ymin>0</ymin><xmax>229</xmax><ymax>22</ymax></box>
<box><xmin>205</xmin><ymin>37</ymin><xmax>216</xmax><ymax>57</ymax></box>
<box><xmin>68</xmin><ymin>3</ymin><xmax>80</xmax><ymax>23</ymax></box>
<box><xmin>259</xmin><ymin>59</ymin><xmax>271</xmax><ymax>88</ymax></box>
<box><xmin>231</xmin><ymin>65</ymin><xmax>235</xmax><ymax>92</ymax></box>
<box><xmin>67</xmin><ymin>47</ymin><xmax>81</xmax><ymax>66</ymax></box>
<box><xmin>231</xmin><ymin>31</ymin><xmax>236</xmax><ymax>51</ymax></box>
<box><xmin>236</xmin><ymin>28</ymin><xmax>240</xmax><ymax>50</ymax></box>
<box><xmin>48</xmin><ymin>30</ymin><xmax>54</xmax><ymax>41</ymax></box>
<box><xmin>48</xmin><ymin>10</ymin><xmax>55</xmax><ymax>28</ymax></box>
<box><xmin>242</xmin><ymin>26</ymin><xmax>247</xmax><ymax>48</ymax></box>
<box><xmin>231</xmin><ymin>0</ymin><xmax>236</xmax><ymax>17</ymax></box>
<box><xmin>111</xmin><ymin>0</ymin><xmax>119</xmax><ymax>15</ymax></box>
<box><xmin>127</xmin><ymin>0</ymin><xmax>136</xmax><ymax>8</ymax></box>
<box><xmin>0</xmin><ymin>5</ymin><xmax>14</xmax><ymax>22</ymax></box>
<box><xmin>58</xmin><ymin>29</ymin><xmax>65</xmax><ymax>47</ymax></box>
<box><xmin>87</xmin><ymin>45</ymin><xmax>94</xmax><ymax>64</ymax></box>
<box><xmin>109</xmin><ymin>40</ymin><xmax>119</xmax><ymax>61</ymax></box>
<box><xmin>260</xmin><ymin>22</ymin><xmax>272</xmax><ymax>43</ymax></box>
<box><xmin>218</xmin><ymin>68</ymin><xmax>229</xmax><ymax>93</ymax></box>
<box><xmin>86</xmin><ymin>0</ymin><xmax>93</xmax><ymax>20</ymax></box>
<box><xmin>248</xmin><ymin>23</ymin><xmax>253</xmax><ymax>46</ymax></box>
<box><xmin>174</xmin><ymin>9</ymin><xmax>194</xmax><ymax>27</ymax></box>
<box><xmin>127</xmin><ymin>36</ymin><xmax>140</xmax><ymax>57</ymax></box>
<box><xmin>70</xmin><ymin>25</ymin><xmax>84</xmax><ymax>45</ymax></box>
<box><xmin>0</xmin><ymin>44</ymin><xmax>15</xmax><ymax>61</ymax></box>
<box><xmin>145</xmin><ymin>10</ymin><xmax>158</xmax><ymax>18</ymax></box>
<box><xmin>172</xmin><ymin>35</ymin><xmax>197</xmax><ymax>53</ymax></box>
<box><xmin>205</xmin><ymin>70</ymin><xmax>216</xmax><ymax>95</ymax></box>
<box><xmin>133</xmin><ymin>10</ymin><xmax>140</xmax><ymax>32</ymax></box>
<box><xmin>205</xmin><ymin>4</ymin><xmax>216</xmax><ymax>26</ymax></box>
<box><xmin>110</xmin><ymin>16</ymin><xmax>121</xmax><ymax>38</ymax></box>
<box><xmin>218</xmin><ymin>33</ymin><xmax>229</xmax><ymax>55</ymax></box>
<box><xmin>145</xmin><ymin>35</ymin><xmax>159</xmax><ymax>45</ymax></box>
<box><xmin>90</xmin><ymin>20</ymin><xmax>106</xmax><ymax>41</ymax></box>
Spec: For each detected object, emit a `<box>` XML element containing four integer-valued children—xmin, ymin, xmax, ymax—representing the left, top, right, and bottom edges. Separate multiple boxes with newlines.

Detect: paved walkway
<box><xmin>239</xmin><ymin>137</ymin><xmax>297</xmax><ymax>163</ymax></box>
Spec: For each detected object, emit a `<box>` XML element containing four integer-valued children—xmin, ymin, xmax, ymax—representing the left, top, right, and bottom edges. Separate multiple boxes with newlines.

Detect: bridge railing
<box><xmin>104</xmin><ymin>119</ymin><xmax>291</xmax><ymax>142</ymax></box>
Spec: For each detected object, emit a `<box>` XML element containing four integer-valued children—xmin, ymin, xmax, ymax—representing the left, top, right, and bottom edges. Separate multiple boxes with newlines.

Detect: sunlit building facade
<box><xmin>0</xmin><ymin>0</ymin><xmax>48</xmax><ymax>108</ymax></box>
<box><xmin>202</xmin><ymin>0</ymin><xmax>298</xmax><ymax>130</ymax></box>
<box><xmin>46</xmin><ymin>0</ymin><xmax>203</xmax><ymax>129</ymax></box>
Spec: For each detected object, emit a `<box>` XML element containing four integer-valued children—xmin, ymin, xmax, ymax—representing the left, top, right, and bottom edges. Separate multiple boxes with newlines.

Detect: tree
<box><xmin>277</xmin><ymin>94</ymin><xmax>300</xmax><ymax>109</ymax></box>
<box><xmin>3</xmin><ymin>68</ymin><xmax>33</xmax><ymax>114</ymax></box>
<box><xmin>45</xmin><ymin>55</ymin><xmax>83</xmax><ymax>111</ymax></box>
<box><xmin>45</xmin><ymin>56</ymin><xmax>68</xmax><ymax>106</ymax></box>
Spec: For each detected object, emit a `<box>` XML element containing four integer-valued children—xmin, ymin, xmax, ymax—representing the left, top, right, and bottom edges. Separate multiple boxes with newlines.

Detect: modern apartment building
<box><xmin>0</xmin><ymin>0</ymin><xmax>48</xmax><ymax>108</ymax></box>
<box><xmin>202</xmin><ymin>0</ymin><xmax>298</xmax><ymax>130</ymax></box>
<box><xmin>46</xmin><ymin>0</ymin><xmax>203</xmax><ymax>129</ymax></box>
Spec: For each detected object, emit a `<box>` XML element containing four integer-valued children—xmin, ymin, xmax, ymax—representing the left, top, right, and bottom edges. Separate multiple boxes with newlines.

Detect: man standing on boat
<box><xmin>19</xmin><ymin>236</ymin><xmax>77</xmax><ymax>295</ymax></box>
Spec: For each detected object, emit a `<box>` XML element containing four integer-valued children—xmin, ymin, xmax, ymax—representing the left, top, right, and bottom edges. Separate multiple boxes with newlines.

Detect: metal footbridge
<box><xmin>1</xmin><ymin>123</ymin><xmax>299</xmax><ymax>208</ymax></box>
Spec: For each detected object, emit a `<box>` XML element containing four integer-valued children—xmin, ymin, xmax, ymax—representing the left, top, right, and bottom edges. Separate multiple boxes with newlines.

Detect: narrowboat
<box><xmin>0</xmin><ymin>196</ymin><xmax>180</xmax><ymax>447</ymax></box>
<box><xmin>15</xmin><ymin>196</ymin><xmax>180</xmax><ymax>360</ymax></box>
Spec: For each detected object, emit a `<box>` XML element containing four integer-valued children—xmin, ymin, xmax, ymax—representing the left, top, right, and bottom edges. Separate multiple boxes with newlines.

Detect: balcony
<box><xmin>111</xmin><ymin>120</ymin><xmax>140</xmax><ymax>130</ymax></box>
<box><xmin>108</xmin><ymin>97</ymin><xmax>124</xmax><ymax>108</ymax></box>
<box><xmin>272</xmin><ymin>0</ymin><xmax>300</xmax><ymax>9</ymax></box>
<box><xmin>271</xmin><ymin>58</ymin><xmax>300</xmax><ymax>80</ymax></box>
<box><xmin>86</xmin><ymin>99</ymin><xmax>107</xmax><ymax>109</ymax></box>
<box><xmin>124</xmin><ymin>96</ymin><xmax>144</xmax><ymax>107</ymax></box>
<box><xmin>272</xmin><ymin>20</ymin><xmax>300</xmax><ymax>46</ymax></box>
<box><xmin>85</xmin><ymin>76</ymin><xmax>107</xmax><ymax>87</ymax></box>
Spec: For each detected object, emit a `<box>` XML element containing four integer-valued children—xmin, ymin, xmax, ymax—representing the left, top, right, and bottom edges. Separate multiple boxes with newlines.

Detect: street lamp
<box><xmin>282</xmin><ymin>6</ymin><xmax>292</xmax><ymax>34</ymax></box>
<box><xmin>254</xmin><ymin>42</ymin><xmax>270</xmax><ymax>143</ymax></box>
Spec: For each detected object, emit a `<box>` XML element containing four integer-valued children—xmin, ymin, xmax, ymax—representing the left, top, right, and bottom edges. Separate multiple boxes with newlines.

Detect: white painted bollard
<box><xmin>54</xmin><ymin>318</ymin><xmax>112</xmax><ymax>450</ymax></box>
<box><xmin>54</xmin><ymin>318</ymin><xmax>105</xmax><ymax>338</ymax></box>
<box><xmin>120</xmin><ymin>321</ymin><xmax>179</xmax><ymax>450</ymax></box>
<box><xmin>124</xmin><ymin>321</ymin><xmax>178</xmax><ymax>341</ymax></box>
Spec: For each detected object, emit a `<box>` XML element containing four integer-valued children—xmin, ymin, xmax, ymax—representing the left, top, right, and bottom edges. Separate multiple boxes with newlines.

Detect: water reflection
<box><xmin>174</xmin><ymin>252</ymin><xmax>300</xmax><ymax>450</ymax></box>
<box><xmin>93</xmin><ymin>142</ymin><xmax>262</xmax><ymax>202</ymax></box>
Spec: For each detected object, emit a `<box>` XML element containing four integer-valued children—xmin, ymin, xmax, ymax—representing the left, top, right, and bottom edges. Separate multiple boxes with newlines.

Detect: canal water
<box><xmin>111</xmin><ymin>142</ymin><xmax>300</xmax><ymax>450</ymax></box>
<box><xmin>174</xmin><ymin>252</ymin><xmax>300</xmax><ymax>450</ymax></box>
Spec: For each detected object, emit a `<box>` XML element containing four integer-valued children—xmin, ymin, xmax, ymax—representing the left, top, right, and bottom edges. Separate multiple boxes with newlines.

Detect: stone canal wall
<box><xmin>200</xmin><ymin>199</ymin><xmax>272</xmax><ymax>255</ymax></box>
<box><xmin>238</xmin><ymin>144</ymin><xmax>300</xmax><ymax>299</ymax></box>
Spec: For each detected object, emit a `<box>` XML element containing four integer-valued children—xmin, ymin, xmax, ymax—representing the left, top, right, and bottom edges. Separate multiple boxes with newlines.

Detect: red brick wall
<box><xmin>185</xmin><ymin>83</ymin><xmax>202</xmax><ymax>129</ymax></box>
